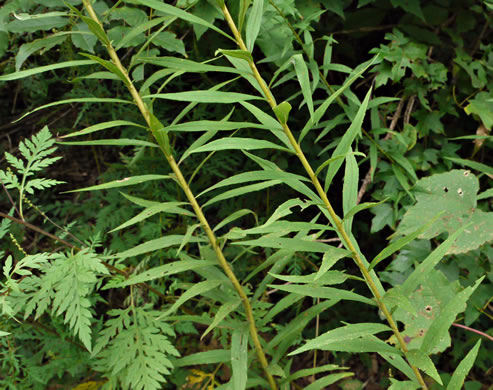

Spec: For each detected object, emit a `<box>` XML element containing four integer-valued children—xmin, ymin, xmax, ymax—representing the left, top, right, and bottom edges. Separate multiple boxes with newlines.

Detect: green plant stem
<box><xmin>221</xmin><ymin>4</ymin><xmax>428</xmax><ymax>389</ymax></box>
<box><xmin>80</xmin><ymin>3</ymin><xmax>277</xmax><ymax>389</ymax></box>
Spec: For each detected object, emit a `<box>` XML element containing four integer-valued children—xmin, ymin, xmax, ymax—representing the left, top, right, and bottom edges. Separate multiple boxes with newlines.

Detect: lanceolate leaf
<box><xmin>59</xmin><ymin>139</ymin><xmax>157</xmax><ymax>147</ymax></box>
<box><xmin>245</xmin><ymin>0</ymin><xmax>263</xmax><ymax>51</ymax></box>
<box><xmin>325</xmin><ymin>88</ymin><xmax>372</xmax><ymax>191</ymax></box>
<box><xmin>66</xmin><ymin>174</ymin><xmax>171</xmax><ymax>192</ymax></box>
<box><xmin>114</xmin><ymin>235</ymin><xmax>206</xmax><ymax>259</ymax></box>
<box><xmin>144</xmin><ymin>90</ymin><xmax>262</xmax><ymax>103</ymax></box>
<box><xmin>0</xmin><ymin>60</ymin><xmax>95</xmax><ymax>81</ymax></box>
<box><xmin>190</xmin><ymin>137</ymin><xmax>291</xmax><ymax>154</ymax></box>
<box><xmin>447</xmin><ymin>340</ymin><xmax>481</xmax><ymax>390</ymax></box>
<box><xmin>290</xmin><ymin>323</ymin><xmax>391</xmax><ymax>355</ymax></box>
<box><xmin>407</xmin><ymin>349</ymin><xmax>442</xmax><ymax>384</ymax></box>
<box><xmin>118</xmin><ymin>259</ymin><xmax>218</xmax><ymax>287</ymax></box>
<box><xmin>291</xmin><ymin>54</ymin><xmax>314</xmax><ymax>119</ymax></box>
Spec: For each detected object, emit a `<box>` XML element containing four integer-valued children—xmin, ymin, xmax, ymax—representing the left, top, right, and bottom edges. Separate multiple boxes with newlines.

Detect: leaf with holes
<box><xmin>395</xmin><ymin>170</ymin><xmax>493</xmax><ymax>254</ymax></box>
<box><xmin>387</xmin><ymin>269</ymin><xmax>463</xmax><ymax>354</ymax></box>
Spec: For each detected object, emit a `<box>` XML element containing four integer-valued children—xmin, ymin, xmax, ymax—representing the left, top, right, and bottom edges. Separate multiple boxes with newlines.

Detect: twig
<box><xmin>452</xmin><ymin>323</ymin><xmax>493</xmax><ymax>342</ymax></box>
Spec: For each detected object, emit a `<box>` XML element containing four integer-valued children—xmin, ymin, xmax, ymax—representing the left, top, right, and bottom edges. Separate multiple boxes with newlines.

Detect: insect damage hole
<box><xmin>457</xmin><ymin>188</ymin><xmax>463</xmax><ymax>196</ymax></box>
<box><xmin>443</xmin><ymin>186</ymin><xmax>449</xmax><ymax>193</ymax></box>
<box><xmin>425</xmin><ymin>305</ymin><xmax>432</xmax><ymax>313</ymax></box>
<box><xmin>463</xmin><ymin>170</ymin><xmax>470</xmax><ymax>176</ymax></box>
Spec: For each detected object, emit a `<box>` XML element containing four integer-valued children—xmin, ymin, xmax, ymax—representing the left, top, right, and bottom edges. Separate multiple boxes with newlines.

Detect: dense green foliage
<box><xmin>0</xmin><ymin>0</ymin><xmax>492</xmax><ymax>389</ymax></box>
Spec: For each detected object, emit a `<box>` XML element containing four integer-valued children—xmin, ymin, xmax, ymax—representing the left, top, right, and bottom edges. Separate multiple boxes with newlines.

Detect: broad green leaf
<box><xmin>382</xmin><ymin>288</ymin><xmax>417</xmax><ymax>316</ymax></box>
<box><xmin>137</xmin><ymin>56</ymin><xmax>244</xmax><ymax>75</ymax></box>
<box><xmin>118</xmin><ymin>259</ymin><xmax>217</xmax><ymax>287</ymax></box>
<box><xmin>315</xmin><ymin>248</ymin><xmax>351</xmax><ymax>280</ymax></box>
<box><xmin>421</xmin><ymin>276</ymin><xmax>483</xmax><ymax>355</ymax></box>
<box><xmin>268</xmin><ymin>284</ymin><xmax>375</xmax><ymax>306</ymax></box>
<box><xmin>447</xmin><ymin>340</ymin><xmax>481</xmax><ymax>390</ymax></box>
<box><xmin>0</xmin><ymin>60</ymin><xmax>95</xmax><ymax>81</ymax></box>
<box><xmin>58</xmin><ymin>139</ymin><xmax>157</xmax><ymax>147</ymax></box>
<box><xmin>174</xmin><ymin>350</ymin><xmax>230</xmax><ymax>367</ymax></box>
<box><xmin>144</xmin><ymin>90</ymin><xmax>261</xmax><ymax>103</ymax></box>
<box><xmin>72</xmin><ymin>22</ymin><xmax>97</xmax><ymax>53</ymax></box>
<box><xmin>369</xmin><ymin>216</ymin><xmax>438</xmax><ymax>271</ymax></box>
<box><xmin>464</xmin><ymin>91</ymin><xmax>493</xmax><ymax>130</ymax></box>
<box><xmin>325</xmin><ymin>88</ymin><xmax>372</xmax><ymax>191</ymax></box>
<box><xmin>161</xmin><ymin>280</ymin><xmax>223</xmax><ymax>317</ymax></box>
<box><xmin>342</xmin><ymin>149</ymin><xmax>358</xmax><ymax>232</ymax></box>
<box><xmin>291</xmin><ymin>54</ymin><xmax>314</xmax><ymax>119</ymax></box>
<box><xmin>231</xmin><ymin>326</ymin><xmax>249</xmax><ymax>390</ymax></box>
<box><xmin>190</xmin><ymin>138</ymin><xmax>290</xmax><ymax>154</ymax></box>
<box><xmin>203</xmin><ymin>180</ymin><xmax>281</xmax><ymax>207</ymax></box>
<box><xmin>396</xmin><ymin>170</ymin><xmax>493</xmax><ymax>254</ymax></box>
<box><xmin>201</xmin><ymin>299</ymin><xmax>241</xmax><ymax>340</ymax></box>
<box><xmin>407</xmin><ymin>349</ymin><xmax>442</xmax><ymax>384</ymax></box>
<box><xmin>163</xmin><ymin>120</ymin><xmax>268</xmax><ymax>132</ymax></box>
<box><xmin>216</xmin><ymin>49</ymin><xmax>253</xmax><ymax>63</ymax></box>
<box><xmin>245</xmin><ymin>0</ymin><xmax>263</xmax><ymax>51</ymax></box>
<box><xmin>114</xmin><ymin>235</ymin><xmax>206</xmax><ymax>260</ymax></box>
<box><xmin>16</xmin><ymin>34</ymin><xmax>67</xmax><ymax>71</ymax></box>
<box><xmin>15</xmin><ymin>98</ymin><xmax>133</xmax><ymax>122</ymax></box>
<box><xmin>67</xmin><ymin>174</ymin><xmax>170</xmax><ymax>192</ymax></box>
<box><xmin>109</xmin><ymin>202</ymin><xmax>193</xmax><ymax>233</ymax></box>
<box><xmin>290</xmin><ymin>323</ymin><xmax>391</xmax><ymax>355</ymax></box>
<box><xmin>304</xmin><ymin>373</ymin><xmax>354</xmax><ymax>390</ymax></box>
<box><xmin>273</xmin><ymin>101</ymin><xmax>292</xmax><ymax>125</ymax></box>
<box><xmin>132</xmin><ymin>0</ymin><xmax>235</xmax><ymax>42</ymax></box>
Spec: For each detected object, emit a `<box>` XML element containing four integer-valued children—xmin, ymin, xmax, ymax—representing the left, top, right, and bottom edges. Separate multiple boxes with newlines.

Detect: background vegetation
<box><xmin>0</xmin><ymin>0</ymin><xmax>492</xmax><ymax>389</ymax></box>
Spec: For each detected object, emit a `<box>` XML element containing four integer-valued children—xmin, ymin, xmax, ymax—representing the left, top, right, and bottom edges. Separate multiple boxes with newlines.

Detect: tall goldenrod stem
<box><xmin>220</xmin><ymin>3</ymin><xmax>427</xmax><ymax>389</ymax></box>
<box><xmin>81</xmin><ymin>2</ymin><xmax>277</xmax><ymax>389</ymax></box>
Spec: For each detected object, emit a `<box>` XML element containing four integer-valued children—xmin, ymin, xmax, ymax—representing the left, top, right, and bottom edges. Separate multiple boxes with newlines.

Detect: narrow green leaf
<box><xmin>174</xmin><ymin>350</ymin><xmax>230</xmax><ymax>367</ymax></box>
<box><xmin>315</xmin><ymin>151</ymin><xmax>365</xmax><ymax>177</ymax></box>
<box><xmin>216</xmin><ymin>49</ymin><xmax>253</xmax><ymax>63</ymax></box>
<box><xmin>0</xmin><ymin>60</ymin><xmax>95</xmax><ymax>81</ymax></box>
<box><xmin>177</xmin><ymin>223</ymin><xmax>201</xmax><ymax>255</ymax></box>
<box><xmin>291</xmin><ymin>54</ymin><xmax>314</xmax><ymax>119</ymax></box>
<box><xmin>233</xmin><ymin>237</ymin><xmax>334</xmax><ymax>253</ymax></box>
<box><xmin>116</xmin><ymin>16</ymin><xmax>169</xmax><ymax>50</ymax></box>
<box><xmin>445</xmin><ymin>156</ymin><xmax>493</xmax><ymax>176</ymax></box>
<box><xmin>213</xmin><ymin>209</ymin><xmax>257</xmax><ymax>232</ymax></box>
<box><xmin>15</xmin><ymin>98</ymin><xmax>133</xmax><ymax>122</ymax></box>
<box><xmin>299</xmin><ymin>55</ymin><xmax>378</xmax><ymax>143</ymax></box>
<box><xmin>268</xmin><ymin>284</ymin><xmax>376</xmax><ymax>306</ymax></box>
<box><xmin>132</xmin><ymin>0</ymin><xmax>235</xmax><ymax>42</ymax></box>
<box><xmin>80</xmin><ymin>15</ymin><xmax>110</xmax><ymax>46</ymax></box>
<box><xmin>137</xmin><ymin>56</ymin><xmax>244</xmax><ymax>75</ymax></box>
<box><xmin>273</xmin><ymin>101</ymin><xmax>292</xmax><ymax>125</ymax></box>
<box><xmin>477</xmin><ymin>188</ymin><xmax>493</xmax><ymax>200</ymax></box>
<box><xmin>342</xmin><ymin>149</ymin><xmax>358</xmax><ymax>232</ymax></box>
<box><xmin>325</xmin><ymin>88</ymin><xmax>372</xmax><ymax>191</ymax></box>
<box><xmin>344</xmin><ymin>199</ymin><xmax>387</xmax><ymax>221</ymax></box>
<box><xmin>401</xmin><ymin>225</ymin><xmax>468</xmax><ymax>295</ymax></box>
<box><xmin>245</xmin><ymin>0</ymin><xmax>263</xmax><ymax>51</ymax></box>
<box><xmin>407</xmin><ymin>349</ymin><xmax>442</xmax><ymax>384</ymax></box>
<box><xmin>60</xmin><ymin>120</ymin><xmax>145</xmax><ymax>139</ymax></box>
<box><xmin>80</xmin><ymin>53</ymin><xmax>129</xmax><ymax>86</ymax></box>
<box><xmin>16</xmin><ymin>34</ymin><xmax>67</xmax><ymax>71</ymax></box>
<box><xmin>270</xmin><ymin>270</ymin><xmax>347</xmax><ymax>285</ymax></box>
<box><xmin>290</xmin><ymin>323</ymin><xmax>391</xmax><ymax>355</ymax></box>
<box><xmin>204</xmin><ymin>180</ymin><xmax>281</xmax><ymax>207</ymax></box>
<box><xmin>315</xmin><ymin>248</ymin><xmax>351</xmax><ymax>280</ymax></box>
<box><xmin>163</xmin><ymin>120</ymin><xmax>268</xmax><ymax>132</ymax></box>
<box><xmin>421</xmin><ymin>277</ymin><xmax>484</xmax><ymax>355</ymax></box>
<box><xmin>191</xmin><ymin>137</ymin><xmax>290</xmax><ymax>154</ymax></box>
<box><xmin>118</xmin><ymin>259</ymin><xmax>217</xmax><ymax>287</ymax></box>
<box><xmin>66</xmin><ymin>174</ymin><xmax>170</xmax><ymax>192</ymax></box>
<box><xmin>379</xmin><ymin>353</ymin><xmax>418</xmax><ymax>383</ymax></box>
<box><xmin>447</xmin><ymin>340</ymin><xmax>481</xmax><ymax>390</ymax></box>
<box><xmin>231</xmin><ymin>326</ymin><xmax>249</xmax><ymax>390</ymax></box>
<box><xmin>369</xmin><ymin>216</ymin><xmax>439</xmax><ymax>271</ymax></box>
<box><xmin>161</xmin><ymin>280</ymin><xmax>223</xmax><ymax>317</ymax></box>
<box><xmin>114</xmin><ymin>235</ymin><xmax>206</xmax><ymax>260</ymax></box>
<box><xmin>282</xmin><ymin>364</ymin><xmax>343</xmax><ymax>383</ymax></box>
<box><xmin>305</xmin><ymin>372</ymin><xmax>354</xmax><ymax>390</ymax></box>
<box><xmin>144</xmin><ymin>90</ymin><xmax>261</xmax><ymax>103</ymax></box>
<box><xmin>201</xmin><ymin>299</ymin><xmax>241</xmax><ymax>340</ymax></box>
<box><xmin>109</xmin><ymin>202</ymin><xmax>193</xmax><ymax>233</ymax></box>
<box><xmin>120</xmin><ymin>193</ymin><xmax>159</xmax><ymax>208</ymax></box>
<box><xmin>58</xmin><ymin>139</ymin><xmax>157</xmax><ymax>147</ymax></box>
